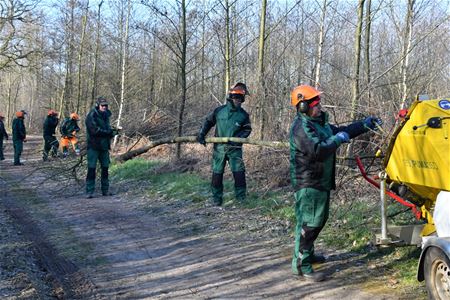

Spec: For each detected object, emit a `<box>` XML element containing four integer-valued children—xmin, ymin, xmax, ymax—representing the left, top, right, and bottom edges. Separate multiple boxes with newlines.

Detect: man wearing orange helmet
<box><xmin>43</xmin><ymin>110</ymin><xmax>60</xmax><ymax>161</ymax></box>
<box><xmin>197</xmin><ymin>82</ymin><xmax>252</xmax><ymax>206</ymax></box>
<box><xmin>289</xmin><ymin>85</ymin><xmax>381</xmax><ymax>282</ymax></box>
<box><xmin>60</xmin><ymin>112</ymin><xmax>81</xmax><ymax>157</ymax></box>
<box><xmin>12</xmin><ymin>110</ymin><xmax>27</xmax><ymax>165</ymax></box>
<box><xmin>0</xmin><ymin>113</ymin><xmax>8</xmax><ymax>161</ymax></box>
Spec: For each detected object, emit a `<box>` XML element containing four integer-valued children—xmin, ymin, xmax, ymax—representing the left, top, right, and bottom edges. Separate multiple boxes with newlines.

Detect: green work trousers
<box><xmin>0</xmin><ymin>138</ymin><xmax>4</xmax><ymax>160</ymax></box>
<box><xmin>211</xmin><ymin>146</ymin><xmax>246</xmax><ymax>205</ymax></box>
<box><xmin>43</xmin><ymin>135</ymin><xmax>59</xmax><ymax>160</ymax></box>
<box><xmin>86</xmin><ymin>148</ymin><xmax>110</xmax><ymax>194</ymax></box>
<box><xmin>292</xmin><ymin>188</ymin><xmax>330</xmax><ymax>275</ymax></box>
<box><xmin>13</xmin><ymin>140</ymin><xmax>23</xmax><ymax>165</ymax></box>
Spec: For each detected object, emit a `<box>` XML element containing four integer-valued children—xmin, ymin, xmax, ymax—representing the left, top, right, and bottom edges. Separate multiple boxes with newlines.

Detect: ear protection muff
<box><xmin>296</xmin><ymin>93</ymin><xmax>310</xmax><ymax>113</ymax></box>
<box><xmin>299</xmin><ymin>101</ymin><xmax>310</xmax><ymax>113</ymax></box>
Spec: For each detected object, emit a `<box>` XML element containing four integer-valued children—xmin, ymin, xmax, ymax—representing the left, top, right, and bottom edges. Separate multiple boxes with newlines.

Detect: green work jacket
<box><xmin>199</xmin><ymin>100</ymin><xmax>252</xmax><ymax>150</ymax></box>
<box><xmin>12</xmin><ymin>117</ymin><xmax>26</xmax><ymax>141</ymax></box>
<box><xmin>85</xmin><ymin>108</ymin><xmax>113</xmax><ymax>151</ymax></box>
<box><xmin>289</xmin><ymin>111</ymin><xmax>367</xmax><ymax>191</ymax></box>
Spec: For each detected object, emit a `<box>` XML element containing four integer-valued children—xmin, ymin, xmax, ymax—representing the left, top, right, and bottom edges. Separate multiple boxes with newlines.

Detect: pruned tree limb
<box><xmin>115</xmin><ymin>136</ymin><xmax>289</xmax><ymax>162</ymax></box>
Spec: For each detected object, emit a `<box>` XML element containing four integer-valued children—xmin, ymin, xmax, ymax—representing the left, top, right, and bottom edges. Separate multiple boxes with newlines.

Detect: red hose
<box><xmin>355</xmin><ymin>156</ymin><xmax>421</xmax><ymax>220</ymax></box>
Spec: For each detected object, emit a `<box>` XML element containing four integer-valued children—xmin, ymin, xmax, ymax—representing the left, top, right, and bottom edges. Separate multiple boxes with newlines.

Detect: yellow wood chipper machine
<box><xmin>357</xmin><ymin>97</ymin><xmax>450</xmax><ymax>299</ymax></box>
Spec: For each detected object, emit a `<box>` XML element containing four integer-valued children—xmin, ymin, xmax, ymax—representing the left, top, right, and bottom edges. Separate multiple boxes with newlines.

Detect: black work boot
<box><xmin>303</xmin><ymin>271</ymin><xmax>327</xmax><ymax>282</ymax></box>
<box><xmin>311</xmin><ymin>254</ymin><xmax>326</xmax><ymax>264</ymax></box>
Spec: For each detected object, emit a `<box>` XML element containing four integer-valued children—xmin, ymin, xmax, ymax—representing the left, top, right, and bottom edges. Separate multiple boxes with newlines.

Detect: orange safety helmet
<box><xmin>16</xmin><ymin>111</ymin><xmax>25</xmax><ymax>118</ymax></box>
<box><xmin>230</xmin><ymin>82</ymin><xmax>250</xmax><ymax>95</ymax></box>
<box><xmin>70</xmin><ymin>112</ymin><xmax>80</xmax><ymax>120</ymax></box>
<box><xmin>290</xmin><ymin>85</ymin><xmax>322</xmax><ymax>107</ymax></box>
<box><xmin>48</xmin><ymin>109</ymin><xmax>58</xmax><ymax>116</ymax></box>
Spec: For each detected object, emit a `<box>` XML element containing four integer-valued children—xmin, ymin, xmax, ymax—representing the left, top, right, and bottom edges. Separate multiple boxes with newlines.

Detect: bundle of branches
<box><xmin>121</xmin><ymin>111</ymin><xmax>177</xmax><ymax>140</ymax></box>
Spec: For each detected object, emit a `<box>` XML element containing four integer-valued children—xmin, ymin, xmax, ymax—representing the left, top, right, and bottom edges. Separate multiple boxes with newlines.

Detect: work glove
<box><xmin>112</xmin><ymin>126</ymin><xmax>122</xmax><ymax>136</ymax></box>
<box><xmin>335</xmin><ymin>131</ymin><xmax>350</xmax><ymax>143</ymax></box>
<box><xmin>364</xmin><ymin>116</ymin><xmax>383</xmax><ymax>130</ymax></box>
<box><xmin>197</xmin><ymin>134</ymin><xmax>206</xmax><ymax>147</ymax></box>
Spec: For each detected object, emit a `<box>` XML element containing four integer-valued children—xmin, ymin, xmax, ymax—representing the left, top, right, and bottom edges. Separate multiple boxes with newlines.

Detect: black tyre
<box><xmin>424</xmin><ymin>247</ymin><xmax>450</xmax><ymax>300</ymax></box>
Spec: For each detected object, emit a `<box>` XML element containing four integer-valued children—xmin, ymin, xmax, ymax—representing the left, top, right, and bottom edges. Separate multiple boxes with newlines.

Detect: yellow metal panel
<box><xmin>385</xmin><ymin>99</ymin><xmax>450</xmax><ymax>199</ymax></box>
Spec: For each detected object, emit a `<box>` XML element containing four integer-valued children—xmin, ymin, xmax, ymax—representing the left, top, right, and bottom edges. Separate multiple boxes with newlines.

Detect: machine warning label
<box><xmin>439</xmin><ymin>99</ymin><xmax>450</xmax><ymax>110</ymax></box>
<box><xmin>403</xmin><ymin>159</ymin><xmax>439</xmax><ymax>170</ymax></box>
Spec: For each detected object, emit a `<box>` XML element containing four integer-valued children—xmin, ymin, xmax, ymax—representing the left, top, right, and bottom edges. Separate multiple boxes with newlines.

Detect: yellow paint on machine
<box><xmin>384</xmin><ymin>99</ymin><xmax>450</xmax><ymax>202</ymax></box>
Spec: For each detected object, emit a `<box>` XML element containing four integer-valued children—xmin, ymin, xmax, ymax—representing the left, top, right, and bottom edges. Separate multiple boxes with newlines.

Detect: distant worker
<box><xmin>85</xmin><ymin>97</ymin><xmax>119</xmax><ymax>198</ymax></box>
<box><xmin>197</xmin><ymin>82</ymin><xmax>252</xmax><ymax>206</ymax></box>
<box><xmin>289</xmin><ymin>85</ymin><xmax>382</xmax><ymax>282</ymax></box>
<box><xmin>0</xmin><ymin>113</ymin><xmax>8</xmax><ymax>161</ymax></box>
<box><xmin>43</xmin><ymin>109</ymin><xmax>60</xmax><ymax>161</ymax></box>
<box><xmin>12</xmin><ymin>110</ymin><xmax>27</xmax><ymax>166</ymax></box>
<box><xmin>60</xmin><ymin>112</ymin><xmax>81</xmax><ymax>157</ymax></box>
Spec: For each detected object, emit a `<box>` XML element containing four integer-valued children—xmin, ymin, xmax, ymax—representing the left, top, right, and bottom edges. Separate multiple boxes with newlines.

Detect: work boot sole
<box><xmin>302</xmin><ymin>272</ymin><xmax>327</xmax><ymax>282</ymax></box>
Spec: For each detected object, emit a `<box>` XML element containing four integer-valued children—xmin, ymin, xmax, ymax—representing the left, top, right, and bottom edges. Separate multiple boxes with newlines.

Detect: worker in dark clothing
<box><xmin>197</xmin><ymin>82</ymin><xmax>252</xmax><ymax>206</ymax></box>
<box><xmin>289</xmin><ymin>85</ymin><xmax>382</xmax><ymax>282</ymax></box>
<box><xmin>85</xmin><ymin>97</ymin><xmax>119</xmax><ymax>198</ymax></box>
<box><xmin>43</xmin><ymin>109</ymin><xmax>60</xmax><ymax>161</ymax></box>
<box><xmin>12</xmin><ymin>110</ymin><xmax>27</xmax><ymax>166</ymax></box>
<box><xmin>60</xmin><ymin>113</ymin><xmax>81</xmax><ymax>157</ymax></box>
<box><xmin>0</xmin><ymin>113</ymin><xmax>8</xmax><ymax>161</ymax></box>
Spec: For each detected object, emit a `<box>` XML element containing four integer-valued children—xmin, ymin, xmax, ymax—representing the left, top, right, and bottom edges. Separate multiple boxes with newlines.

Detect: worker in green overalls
<box><xmin>197</xmin><ymin>83</ymin><xmax>252</xmax><ymax>206</ymax></box>
<box><xmin>289</xmin><ymin>84</ymin><xmax>381</xmax><ymax>282</ymax></box>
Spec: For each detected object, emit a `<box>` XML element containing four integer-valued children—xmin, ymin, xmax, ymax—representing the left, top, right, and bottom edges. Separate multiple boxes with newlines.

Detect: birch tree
<box><xmin>313</xmin><ymin>0</ymin><xmax>328</xmax><ymax>88</ymax></box>
<box><xmin>113</xmin><ymin>0</ymin><xmax>131</xmax><ymax>148</ymax></box>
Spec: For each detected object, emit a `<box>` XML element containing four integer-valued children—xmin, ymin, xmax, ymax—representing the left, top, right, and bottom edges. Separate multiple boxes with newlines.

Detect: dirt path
<box><xmin>0</xmin><ymin>136</ymin><xmax>423</xmax><ymax>299</ymax></box>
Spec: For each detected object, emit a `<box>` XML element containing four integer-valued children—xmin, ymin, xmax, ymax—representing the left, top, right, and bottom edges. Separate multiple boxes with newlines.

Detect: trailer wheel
<box><xmin>424</xmin><ymin>247</ymin><xmax>450</xmax><ymax>300</ymax></box>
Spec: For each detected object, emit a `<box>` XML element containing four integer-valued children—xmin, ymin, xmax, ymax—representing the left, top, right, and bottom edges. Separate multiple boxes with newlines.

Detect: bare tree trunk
<box><xmin>6</xmin><ymin>73</ymin><xmax>13</xmax><ymax>126</ymax></box>
<box><xmin>175</xmin><ymin>0</ymin><xmax>187</xmax><ymax>159</ymax></box>
<box><xmin>364</xmin><ymin>0</ymin><xmax>372</xmax><ymax>102</ymax></box>
<box><xmin>76</xmin><ymin>1</ymin><xmax>89</xmax><ymax>114</ymax></box>
<box><xmin>90</xmin><ymin>0</ymin><xmax>103</xmax><ymax>110</ymax></box>
<box><xmin>314</xmin><ymin>0</ymin><xmax>327</xmax><ymax>88</ymax></box>
<box><xmin>350</xmin><ymin>0</ymin><xmax>365</xmax><ymax>121</ymax></box>
<box><xmin>28</xmin><ymin>77</ymin><xmax>35</xmax><ymax>129</ymax></box>
<box><xmin>62</xmin><ymin>0</ymin><xmax>76</xmax><ymax>117</ymax></box>
<box><xmin>113</xmin><ymin>0</ymin><xmax>131</xmax><ymax>148</ymax></box>
<box><xmin>400</xmin><ymin>0</ymin><xmax>415</xmax><ymax>109</ymax></box>
<box><xmin>224</xmin><ymin>0</ymin><xmax>231</xmax><ymax>93</ymax></box>
<box><xmin>257</xmin><ymin>0</ymin><xmax>267</xmax><ymax>140</ymax></box>
<box><xmin>347</xmin><ymin>0</ymin><xmax>365</xmax><ymax>158</ymax></box>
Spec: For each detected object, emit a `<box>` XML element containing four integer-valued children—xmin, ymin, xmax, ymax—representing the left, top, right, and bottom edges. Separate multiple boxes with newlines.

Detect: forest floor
<box><xmin>0</xmin><ymin>135</ymin><xmax>427</xmax><ymax>299</ymax></box>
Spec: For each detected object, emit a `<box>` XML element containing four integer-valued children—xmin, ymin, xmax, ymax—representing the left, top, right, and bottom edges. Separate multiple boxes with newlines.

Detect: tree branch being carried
<box><xmin>115</xmin><ymin>136</ymin><xmax>288</xmax><ymax>162</ymax></box>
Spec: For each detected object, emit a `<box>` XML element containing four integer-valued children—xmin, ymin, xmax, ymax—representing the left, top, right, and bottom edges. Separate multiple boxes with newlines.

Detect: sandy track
<box><xmin>0</xmin><ymin>136</ymin><xmax>420</xmax><ymax>299</ymax></box>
